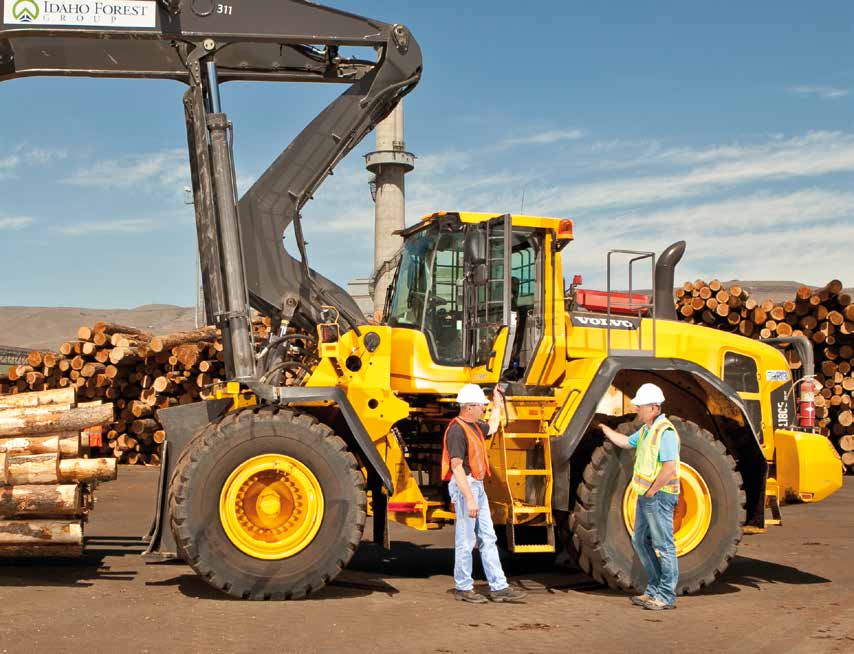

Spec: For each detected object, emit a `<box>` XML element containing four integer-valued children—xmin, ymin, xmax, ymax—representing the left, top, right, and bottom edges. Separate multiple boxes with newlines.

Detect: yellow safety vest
<box><xmin>632</xmin><ymin>417</ymin><xmax>680</xmax><ymax>495</ymax></box>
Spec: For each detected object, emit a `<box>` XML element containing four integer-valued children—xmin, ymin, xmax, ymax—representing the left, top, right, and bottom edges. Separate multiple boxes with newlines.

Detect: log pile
<box><xmin>0</xmin><ymin>321</ymin><xmax>256</xmax><ymax>465</ymax></box>
<box><xmin>677</xmin><ymin>279</ymin><xmax>854</xmax><ymax>473</ymax></box>
<box><xmin>0</xmin><ymin>387</ymin><xmax>116</xmax><ymax>556</ymax></box>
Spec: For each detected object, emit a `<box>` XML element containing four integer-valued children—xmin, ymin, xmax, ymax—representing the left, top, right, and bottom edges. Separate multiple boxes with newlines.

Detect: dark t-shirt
<box><xmin>446</xmin><ymin>419</ymin><xmax>489</xmax><ymax>475</ymax></box>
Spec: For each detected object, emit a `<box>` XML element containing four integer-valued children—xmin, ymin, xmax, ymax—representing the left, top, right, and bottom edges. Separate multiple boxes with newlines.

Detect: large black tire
<box><xmin>168</xmin><ymin>406</ymin><xmax>366</xmax><ymax>600</ymax></box>
<box><xmin>569</xmin><ymin>416</ymin><xmax>745</xmax><ymax>594</ymax></box>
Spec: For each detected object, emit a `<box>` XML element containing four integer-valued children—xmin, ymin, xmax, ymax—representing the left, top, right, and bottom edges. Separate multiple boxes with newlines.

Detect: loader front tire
<box><xmin>168</xmin><ymin>407</ymin><xmax>366</xmax><ymax>600</ymax></box>
<box><xmin>570</xmin><ymin>416</ymin><xmax>745</xmax><ymax>594</ymax></box>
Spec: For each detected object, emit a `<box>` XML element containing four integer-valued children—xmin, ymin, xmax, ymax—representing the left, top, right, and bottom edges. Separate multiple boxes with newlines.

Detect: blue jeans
<box><xmin>448</xmin><ymin>476</ymin><xmax>509</xmax><ymax>592</ymax></box>
<box><xmin>632</xmin><ymin>492</ymin><xmax>679</xmax><ymax>605</ymax></box>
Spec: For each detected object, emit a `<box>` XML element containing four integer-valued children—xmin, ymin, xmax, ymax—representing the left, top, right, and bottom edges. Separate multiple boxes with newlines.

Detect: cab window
<box><xmin>723</xmin><ymin>352</ymin><xmax>759</xmax><ymax>393</ymax></box>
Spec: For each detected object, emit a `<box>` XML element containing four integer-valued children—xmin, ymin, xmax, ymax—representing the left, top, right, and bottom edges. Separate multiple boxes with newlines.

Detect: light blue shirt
<box><xmin>627</xmin><ymin>415</ymin><xmax>679</xmax><ymax>462</ymax></box>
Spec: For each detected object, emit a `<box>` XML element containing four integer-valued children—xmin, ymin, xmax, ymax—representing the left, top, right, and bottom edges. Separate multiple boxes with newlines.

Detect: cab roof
<box><xmin>416</xmin><ymin>211</ymin><xmax>573</xmax><ymax>238</ymax></box>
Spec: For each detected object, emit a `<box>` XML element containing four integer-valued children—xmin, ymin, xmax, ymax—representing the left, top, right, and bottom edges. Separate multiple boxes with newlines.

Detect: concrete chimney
<box><xmin>365</xmin><ymin>101</ymin><xmax>415</xmax><ymax>315</ymax></box>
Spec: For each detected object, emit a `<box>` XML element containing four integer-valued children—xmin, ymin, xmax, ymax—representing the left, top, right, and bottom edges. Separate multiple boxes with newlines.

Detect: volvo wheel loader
<box><xmin>0</xmin><ymin>0</ymin><xmax>842</xmax><ymax>600</ymax></box>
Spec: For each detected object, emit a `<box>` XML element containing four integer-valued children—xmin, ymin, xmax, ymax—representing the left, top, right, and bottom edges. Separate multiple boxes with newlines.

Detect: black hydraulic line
<box><xmin>260</xmin><ymin>361</ymin><xmax>312</xmax><ymax>384</ymax></box>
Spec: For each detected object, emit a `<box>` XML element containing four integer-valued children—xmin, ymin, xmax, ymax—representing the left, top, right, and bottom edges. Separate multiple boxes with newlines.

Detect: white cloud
<box><xmin>62</xmin><ymin>150</ymin><xmax>189</xmax><ymax>188</ymax></box>
<box><xmin>58</xmin><ymin>219</ymin><xmax>157</xmax><ymax>236</ymax></box>
<box><xmin>540</xmin><ymin>131</ymin><xmax>854</xmax><ymax>212</ymax></box>
<box><xmin>0</xmin><ymin>216</ymin><xmax>35</xmax><ymax>230</ymax></box>
<box><xmin>247</xmin><ymin>129</ymin><xmax>854</xmax><ymax>289</ymax></box>
<box><xmin>789</xmin><ymin>85</ymin><xmax>849</xmax><ymax>100</ymax></box>
<box><xmin>0</xmin><ymin>155</ymin><xmax>19</xmax><ymax>170</ymax></box>
<box><xmin>580</xmin><ymin>189</ymin><xmax>854</xmax><ymax>236</ymax></box>
<box><xmin>16</xmin><ymin>145</ymin><xmax>68</xmax><ymax>164</ymax></box>
<box><xmin>558</xmin><ymin>189</ymin><xmax>854</xmax><ymax>288</ymax></box>
<box><xmin>502</xmin><ymin>129</ymin><xmax>584</xmax><ymax>147</ymax></box>
<box><xmin>414</xmin><ymin>150</ymin><xmax>474</xmax><ymax>175</ymax></box>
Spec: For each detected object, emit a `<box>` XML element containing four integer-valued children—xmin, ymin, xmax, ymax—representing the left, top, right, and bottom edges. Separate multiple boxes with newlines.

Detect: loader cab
<box><xmin>386</xmin><ymin>212</ymin><xmax>568</xmax><ymax>386</ymax></box>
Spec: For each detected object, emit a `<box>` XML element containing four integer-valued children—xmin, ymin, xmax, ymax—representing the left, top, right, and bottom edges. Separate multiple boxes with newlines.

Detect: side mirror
<box><xmin>472</xmin><ymin>263</ymin><xmax>488</xmax><ymax>286</ymax></box>
<box><xmin>464</xmin><ymin>230</ymin><xmax>486</xmax><ymax>266</ymax></box>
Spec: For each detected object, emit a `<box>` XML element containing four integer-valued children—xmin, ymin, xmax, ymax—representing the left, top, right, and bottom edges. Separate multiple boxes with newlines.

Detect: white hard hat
<box><xmin>630</xmin><ymin>383</ymin><xmax>665</xmax><ymax>406</ymax></box>
<box><xmin>456</xmin><ymin>384</ymin><xmax>489</xmax><ymax>405</ymax></box>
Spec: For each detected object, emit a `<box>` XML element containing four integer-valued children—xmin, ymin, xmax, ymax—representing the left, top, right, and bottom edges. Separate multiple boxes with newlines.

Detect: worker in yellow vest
<box><xmin>600</xmin><ymin>383</ymin><xmax>680</xmax><ymax>611</ymax></box>
<box><xmin>442</xmin><ymin>383</ymin><xmax>527</xmax><ymax>604</ymax></box>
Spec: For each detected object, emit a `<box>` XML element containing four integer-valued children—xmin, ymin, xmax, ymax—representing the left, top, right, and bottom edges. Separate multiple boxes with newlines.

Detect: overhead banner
<box><xmin>3</xmin><ymin>0</ymin><xmax>156</xmax><ymax>28</ymax></box>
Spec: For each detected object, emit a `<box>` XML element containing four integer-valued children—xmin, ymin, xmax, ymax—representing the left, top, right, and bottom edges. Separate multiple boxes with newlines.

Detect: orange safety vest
<box><xmin>441</xmin><ymin>417</ymin><xmax>491</xmax><ymax>482</ymax></box>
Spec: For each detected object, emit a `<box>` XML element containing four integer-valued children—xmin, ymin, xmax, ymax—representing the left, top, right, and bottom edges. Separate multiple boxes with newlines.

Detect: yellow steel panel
<box><xmin>774</xmin><ymin>430</ymin><xmax>842</xmax><ymax>503</ymax></box>
<box><xmin>388</xmin><ymin>328</ymin><xmax>472</xmax><ymax>394</ymax></box>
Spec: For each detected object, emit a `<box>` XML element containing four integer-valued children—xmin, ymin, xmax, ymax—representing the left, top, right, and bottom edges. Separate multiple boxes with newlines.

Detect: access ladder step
<box><xmin>512</xmin><ymin>544</ymin><xmax>556</xmax><ymax>554</ymax></box>
<box><xmin>505</xmin><ymin>521</ymin><xmax>556</xmax><ymax>554</ymax></box>
<box><xmin>506</xmin><ymin>469</ymin><xmax>550</xmax><ymax>476</ymax></box>
<box><xmin>512</xmin><ymin>505</ymin><xmax>550</xmax><ymax>515</ymax></box>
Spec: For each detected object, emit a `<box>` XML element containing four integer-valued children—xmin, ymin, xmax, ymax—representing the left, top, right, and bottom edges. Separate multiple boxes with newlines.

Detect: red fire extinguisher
<box><xmin>798</xmin><ymin>378</ymin><xmax>816</xmax><ymax>430</ymax></box>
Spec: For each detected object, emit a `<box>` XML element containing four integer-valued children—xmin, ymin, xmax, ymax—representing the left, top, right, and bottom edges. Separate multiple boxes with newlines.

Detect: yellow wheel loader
<box><xmin>0</xmin><ymin>0</ymin><xmax>842</xmax><ymax>600</ymax></box>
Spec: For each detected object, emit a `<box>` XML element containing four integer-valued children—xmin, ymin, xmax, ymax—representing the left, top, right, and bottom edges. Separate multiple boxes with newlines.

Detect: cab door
<box><xmin>464</xmin><ymin>214</ymin><xmax>512</xmax><ymax>383</ymax></box>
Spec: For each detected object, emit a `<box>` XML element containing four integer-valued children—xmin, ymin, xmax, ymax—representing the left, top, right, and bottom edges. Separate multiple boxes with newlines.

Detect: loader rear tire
<box><xmin>570</xmin><ymin>416</ymin><xmax>745</xmax><ymax>594</ymax></box>
<box><xmin>168</xmin><ymin>406</ymin><xmax>366</xmax><ymax>600</ymax></box>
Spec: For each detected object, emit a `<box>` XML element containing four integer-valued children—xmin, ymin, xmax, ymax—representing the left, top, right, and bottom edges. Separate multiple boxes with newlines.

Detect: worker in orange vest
<box><xmin>443</xmin><ymin>383</ymin><xmax>527</xmax><ymax>604</ymax></box>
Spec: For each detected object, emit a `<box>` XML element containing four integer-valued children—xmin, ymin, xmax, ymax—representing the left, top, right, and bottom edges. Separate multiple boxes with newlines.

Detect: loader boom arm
<box><xmin>0</xmin><ymin>0</ymin><xmax>422</xmax><ymax>377</ymax></box>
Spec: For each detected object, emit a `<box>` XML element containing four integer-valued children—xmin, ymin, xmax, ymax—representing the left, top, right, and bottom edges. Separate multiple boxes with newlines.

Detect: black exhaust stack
<box><xmin>654</xmin><ymin>241</ymin><xmax>686</xmax><ymax>320</ymax></box>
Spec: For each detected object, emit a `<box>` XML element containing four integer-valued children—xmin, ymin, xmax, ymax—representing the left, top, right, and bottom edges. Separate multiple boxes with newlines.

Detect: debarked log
<box><xmin>0</xmin><ymin>403</ymin><xmax>114</xmax><ymax>437</ymax></box>
<box><xmin>0</xmin><ymin>484</ymin><xmax>81</xmax><ymax>517</ymax></box>
<box><xmin>0</xmin><ymin>543</ymin><xmax>83</xmax><ymax>557</ymax></box>
<box><xmin>0</xmin><ymin>519</ymin><xmax>82</xmax><ymax>545</ymax></box>
<box><xmin>0</xmin><ymin>432</ymin><xmax>81</xmax><ymax>457</ymax></box>
<box><xmin>58</xmin><ymin>457</ymin><xmax>117</xmax><ymax>483</ymax></box>
<box><xmin>0</xmin><ymin>387</ymin><xmax>75</xmax><ymax>411</ymax></box>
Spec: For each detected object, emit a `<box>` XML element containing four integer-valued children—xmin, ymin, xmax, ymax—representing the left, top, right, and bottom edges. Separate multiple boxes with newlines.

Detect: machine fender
<box><xmin>551</xmin><ymin>356</ymin><xmax>768</xmax><ymax>521</ymax></box>
<box><xmin>249</xmin><ymin>384</ymin><xmax>394</xmax><ymax>493</ymax></box>
<box><xmin>557</xmin><ymin>356</ymin><xmax>765</xmax><ymax>462</ymax></box>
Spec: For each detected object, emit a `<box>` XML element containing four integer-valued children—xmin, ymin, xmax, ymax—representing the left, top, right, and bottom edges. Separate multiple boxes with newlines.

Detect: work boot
<box><xmin>642</xmin><ymin>598</ymin><xmax>676</xmax><ymax>611</ymax></box>
<box><xmin>454</xmin><ymin>589</ymin><xmax>488</xmax><ymax>604</ymax></box>
<box><xmin>488</xmin><ymin>586</ymin><xmax>527</xmax><ymax>603</ymax></box>
<box><xmin>631</xmin><ymin>594</ymin><xmax>653</xmax><ymax>607</ymax></box>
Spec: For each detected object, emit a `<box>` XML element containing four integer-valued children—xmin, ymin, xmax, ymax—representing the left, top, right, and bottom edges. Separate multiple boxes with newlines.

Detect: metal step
<box><xmin>506</xmin><ymin>469</ymin><xmax>549</xmax><ymax>476</ymax></box>
<box><xmin>505</xmin><ymin>520</ymin><xmax>556</xmax><ymax>554</ymax></box>
<box><xmin>512</xmin><ymin>543</ymin><xmax>555</xmax><ymax>554</ymax></box>
<box><xmin>512</xmin><ymin>504</ymin><xmax>550</xmax><ymax>514</ymax></box>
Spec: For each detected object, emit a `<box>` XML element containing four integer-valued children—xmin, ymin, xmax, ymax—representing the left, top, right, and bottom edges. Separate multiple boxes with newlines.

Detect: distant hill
<box><xmin>616</xmin><ymin>280</ymin><xmax>851</xmax><ymax>305</ymax></box>
<box><xmin>0</xmin><ymin>279</ymin><xmax>849</xmax><ymax>351</ymax></box>
<box><xmin>710</xmin><ymin>280</ymin><xmax>852</xmax><ymax>304</ymax></box>
<box><xmin>0</xmin><ymin>305</ymin><xmax>197</xmax><ymax>351</ymax></box>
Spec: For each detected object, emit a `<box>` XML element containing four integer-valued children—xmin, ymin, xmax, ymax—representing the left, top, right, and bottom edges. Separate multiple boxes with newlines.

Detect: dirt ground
<box><xmin>0</xmin><ymin>468</ymin><xmax>852</xmax><ymax>654</ymax></box>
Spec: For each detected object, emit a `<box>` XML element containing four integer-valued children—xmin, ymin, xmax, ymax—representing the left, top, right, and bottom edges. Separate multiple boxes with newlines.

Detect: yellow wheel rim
<box><xmin>219</xmin><ymin>454</ymin><xmax>324</xmax><ymax>560</ymax></box>
<box><xmin>622</xmin><ymin>462</ymin><xmax>712</xmax><ymax>556</ymax></box>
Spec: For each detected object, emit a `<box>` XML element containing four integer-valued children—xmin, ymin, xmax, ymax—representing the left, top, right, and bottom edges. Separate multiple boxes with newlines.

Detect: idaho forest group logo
<box><xmin>4</xmin><ymin>0</ymin><xmax>156</xmax><ymax>28</ymax></box>
<box><xmin>12</xmin><ymin>0</ymin><xmax>39</xmax><ymax>22</ymax></box>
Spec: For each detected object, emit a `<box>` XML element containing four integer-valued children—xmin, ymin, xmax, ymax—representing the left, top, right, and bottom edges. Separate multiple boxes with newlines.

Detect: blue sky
<box><xmin>1</xmin><ymin>0</ymin><xmax>853</xmax><ymax>308</ymax></box>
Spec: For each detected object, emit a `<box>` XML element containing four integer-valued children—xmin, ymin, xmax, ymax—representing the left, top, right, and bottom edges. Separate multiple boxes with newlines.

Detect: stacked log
<box><xmin>676</xmin><ymin>280</ymin><xmax>759</xmax><ymax>337</ymax></box>
<box><xmin>678</xmin><ymin>279</ymin><xmax>854</xmax><ymax>473</ymax></box>
<box><xmin>0</xmin><ymin>322</ymin><xmax>237</xmax><ymax>465</ymax></box>
<box><xmin>0</xmin><ymin>387</ymin><xmax>116</xmax><ymax>556</ymax></box>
